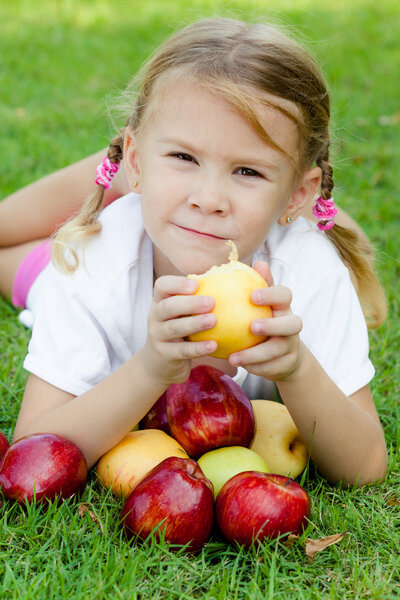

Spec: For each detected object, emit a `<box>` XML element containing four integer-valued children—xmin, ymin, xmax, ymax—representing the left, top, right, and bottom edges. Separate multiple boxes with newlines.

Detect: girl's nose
<box><xmin>188</xmin><ymin>180</ymin><xmax>230</xmax><ymax>215</ymax></box>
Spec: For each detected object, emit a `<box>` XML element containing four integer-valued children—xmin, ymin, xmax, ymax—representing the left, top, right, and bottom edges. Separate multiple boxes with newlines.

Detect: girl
<box><xmin>5</xmin><ymin>18</ymin><xmax>387</xmax><ymax>486</ymax></box>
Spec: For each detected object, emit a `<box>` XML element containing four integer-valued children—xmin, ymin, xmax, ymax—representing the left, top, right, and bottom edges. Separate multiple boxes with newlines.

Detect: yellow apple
<box><xmin>96</xmin><ymin>429</ymin><xmax>188</xmax><ymax>498</ymax></box>
<box><xmin>198</xmin><ymin>446</ymin><xmax>269</xmax><ymax>499</ymax></box>
<box><xmin>250</xmin><ymin>400</ymin><xmax>308</xmax><ymax>478</ymax></box>
<box><xmin>187</xmin><ymin>241</ymin><xmax>271</xmax><ymax>358</ymax></box>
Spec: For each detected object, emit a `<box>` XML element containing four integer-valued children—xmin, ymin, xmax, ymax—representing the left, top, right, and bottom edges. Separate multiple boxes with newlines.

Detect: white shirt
<box><xmin>24</xmin><ymin>193</ymin><xmax>374</xmax><ymax>399</ymax></box>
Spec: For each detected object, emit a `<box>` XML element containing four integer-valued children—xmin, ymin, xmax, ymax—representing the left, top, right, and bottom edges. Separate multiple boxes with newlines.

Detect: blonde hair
<box><xmin>53</xmin><ymin>17</ymin><xmax>387</xmax><ymax>328</ymax></box>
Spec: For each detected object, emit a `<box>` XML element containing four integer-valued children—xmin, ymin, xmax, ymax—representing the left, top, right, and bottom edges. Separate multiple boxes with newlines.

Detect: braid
<box><xmin>107</xmin><ymin>130</ymin><xmax>125</xmax><ymax>164</ymax></box>
<box><xmin>52</xmin><ymin>130</ymin><xmax>125</xmax><ymax>273</ymax></box>
<box><xmin>317</xmin><ymin>147</ymin><xmax>387</xmax><ymax>328</ymax></box>
<box><xmin>316</xmin><ymin>146</ymin><xmax>334</xmax><ymax>200</ymax></box>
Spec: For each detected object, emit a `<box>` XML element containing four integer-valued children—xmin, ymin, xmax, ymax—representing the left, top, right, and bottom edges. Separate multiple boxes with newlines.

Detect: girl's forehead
<box><xmin>141</xmin><ymin>76</ymin><xmax>301</xmax><ymax>159</ymax></box>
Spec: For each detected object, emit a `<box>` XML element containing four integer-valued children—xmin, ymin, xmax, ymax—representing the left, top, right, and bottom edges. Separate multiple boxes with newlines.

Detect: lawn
<box><xmin>1</xmin><ymin>0</ymin><xmax>400</xmax><ymax>598</ymax></box>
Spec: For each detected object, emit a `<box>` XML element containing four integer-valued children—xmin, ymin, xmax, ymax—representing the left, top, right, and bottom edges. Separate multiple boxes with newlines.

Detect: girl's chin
<box><xmin>154</xmin><ymin>240</ymin><xmax>235</xmax><ymax>277</ymax></box>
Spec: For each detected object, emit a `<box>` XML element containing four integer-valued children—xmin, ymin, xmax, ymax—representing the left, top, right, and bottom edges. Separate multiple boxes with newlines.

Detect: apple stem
<box><xmin>283</xmin><ymin>478</ymin><xmax>294</xmax><ymax>487</ymax></box>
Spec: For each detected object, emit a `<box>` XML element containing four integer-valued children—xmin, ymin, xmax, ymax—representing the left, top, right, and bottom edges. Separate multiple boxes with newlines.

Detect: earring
<box><xmin>132</xmin><ymin>181</ymin><xmax>138</xmax><ymax>189</ymax></box>
<box><xmin>286</xmin><ymin>216</ymin><xmax>292</xmax><ymax>224</ymax></box>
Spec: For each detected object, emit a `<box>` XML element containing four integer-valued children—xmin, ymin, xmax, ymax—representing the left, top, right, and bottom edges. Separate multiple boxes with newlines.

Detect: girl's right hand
<box><xmin>138</xmin><ymin>275</ymin><xmax>218</xmax><ymax>387</ymax></box>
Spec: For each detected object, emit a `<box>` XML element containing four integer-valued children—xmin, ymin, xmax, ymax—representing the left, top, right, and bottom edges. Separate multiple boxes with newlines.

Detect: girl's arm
<box><xmin>276</xmin><ymin>350</ymin><xmax>387</xmax><ymax>486</ymax></box>
<box><xmin>230</xmin><ymin>263</ymin><xmax>387</xmax><ymax>487</ymax></box>
<box><xmin>0</xmin><ymin>150</ymin><xmax>130</xmax><ymax>247</ymax></box>
<box><xmin>12</xmin><ymin>275</ymin><xmax>217</xmax><ymax>468</ymax></box>
<box><xmin>12</xmin><ymin>353</ymin><xmax>167</xmax><ymax>469</ymax></box>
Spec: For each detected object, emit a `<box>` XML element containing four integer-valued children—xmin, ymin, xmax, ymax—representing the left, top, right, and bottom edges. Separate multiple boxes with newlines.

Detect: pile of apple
<box><xmin>98</xmin><ymin>365</ymin><xmax>311</xmax><ymax>552</ymax></box>
<box><xmin>0</xmin><ymin>364</ymin><xmax>311</xmax><ymax>552</ymax></box>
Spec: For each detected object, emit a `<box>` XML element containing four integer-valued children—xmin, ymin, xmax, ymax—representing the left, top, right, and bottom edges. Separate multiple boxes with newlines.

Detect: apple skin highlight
<box><xmin>187</xmin><ymin>241</ymin><xmax>272</xmax><ymax>358</ymax></box>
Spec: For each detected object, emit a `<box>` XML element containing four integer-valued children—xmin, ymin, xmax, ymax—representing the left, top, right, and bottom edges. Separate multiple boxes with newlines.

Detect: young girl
<box><xmin>4</xmin><ymin>18</ymin><xmax>387</xmax><ymax>486</ymax></box>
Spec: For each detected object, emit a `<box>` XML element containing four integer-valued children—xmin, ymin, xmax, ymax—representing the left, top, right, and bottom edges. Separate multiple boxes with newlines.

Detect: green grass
<box><xmin>1</xmin><ymin>0</ymin><xmax>399</xmax><ymax>597</ymax></box>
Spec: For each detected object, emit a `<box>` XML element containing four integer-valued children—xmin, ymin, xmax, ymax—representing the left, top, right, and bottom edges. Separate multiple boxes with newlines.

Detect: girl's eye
<box><xmin>236</xmin><ymin>167</ymin><xmax>261</xmax><ymax>178</ymax></box>
<box><xmin>171</xmin><ymin>152</ymin><xmax>195</xmax><ymax>162</ymax></box>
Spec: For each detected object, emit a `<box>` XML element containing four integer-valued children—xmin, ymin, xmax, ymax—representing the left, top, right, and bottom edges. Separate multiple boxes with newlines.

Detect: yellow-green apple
<box><xmin>0</xmin><ymin>433</ymin><xmax>87</xmax><ymax>504</ymax></box>
<box><xmin>121</xmin><ymin>456</ymin><xmax>214</xmax><ymax>553</ymax></box>
<box><xmin>96</xmin><ymin>429</ymin><xmax>188</xmax><ymax>498</ymax></box>
<box><xmin>139</xmin><ymin>391</ymin><xmax>170</xmax><ymax>434</ymax></box>
<box><xmin>166</xmin><ymin>365</ymin><xmax>255</xmax><ymax>458</ymax></box>
<box><xmin>0</xmin><ymin>431</ymin><xmax>9</xmax><ymax>461</ymax></box>
<box><xmin>198</xmin><ymin>446</ymin><xmax>269</xmax><ymax>499</ymax></box>
<box><xmin>250</xmin><ymin>400</ymin><xmax>308</xmax><ymax>478</ymax></box>
<box><xmin>216</xmin><ymin>471</ymin><xmax>310</xmax><ymax>547</ymax></box>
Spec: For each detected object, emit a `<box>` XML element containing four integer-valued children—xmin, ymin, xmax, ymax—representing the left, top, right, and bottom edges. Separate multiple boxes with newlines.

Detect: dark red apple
<box><xmin>139</xmin><ymin>391</ymin><xmax>170</xmax><ymax>434</ymax></box>
<box><xmin>0</xmin><ymin>433</ymin><xmax>88</xmax><ymax>504</ymax></box>
<box><xmin>166</xmin><ymin>365</ymin><xmax>255</xmax><ymax>458</ymax></box>
<box><xmin>0</xmin><ymin>430</ymin><xmax>9</xmax><ymax>461</ymax></box>
<box><xmin>121</xmin><ymin>456</ymin><xmax>214</xmax><ymax>553</ymax></box>
<box><xmin>216</xmin><ymin>471</ymin><xmax>310</xmax><ymax>548</ymax></box>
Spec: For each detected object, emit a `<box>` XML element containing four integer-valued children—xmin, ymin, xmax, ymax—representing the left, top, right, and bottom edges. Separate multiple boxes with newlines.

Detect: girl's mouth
<box><xmin>177</xmin><ymin>225</ymin><xmax>227</xmax><ymax>240</ymax></box>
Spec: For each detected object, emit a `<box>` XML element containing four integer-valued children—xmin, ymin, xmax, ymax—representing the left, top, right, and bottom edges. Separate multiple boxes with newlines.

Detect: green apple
<box><xmin>250</xmin><ymin>400</ymin><xmax>309</xmax><ymax>478</ymax></box>
<box><xmin>197</xmin><ymin>446</ymin><xmax>269</xmax><ymax>499</ymax></box>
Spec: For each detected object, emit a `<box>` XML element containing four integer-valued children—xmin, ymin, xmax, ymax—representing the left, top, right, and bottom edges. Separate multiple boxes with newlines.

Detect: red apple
<box><xmin>216</xmin><ymin>471</ymin><xmax>310</xmax><ymax>548</ymax></box>
<box><xmin>139</xmin><ymin>391</ymin><xmax>170</xmax><ymax>434</ymax></box>
<box><xmin>0</xmin><ymin>431</ymin><xmax>9</xmax><ymax>461</ymax></box>
<box><xmin>0</xmin><ymin>433</ymin><xmax>88</xmax><ymax>504</ymax></box>
<box><xmin>121</xmin><ymin>456</ymin><xmax>214</xmax><ymax>553</ymax></box>
<box><xmin>166</xmin><ymin>365</ymin><xmax>255</xmax><ymax>458</ymax></box>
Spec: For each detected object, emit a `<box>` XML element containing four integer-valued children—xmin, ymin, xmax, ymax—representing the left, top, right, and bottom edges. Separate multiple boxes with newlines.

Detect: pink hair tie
<box><xmin>312</xmin><ymin>196</ymin><xmax>337</xmax><ymax>231</ymax></box>
<box><xmin>95</xmin><ymin>157</ymin><xmax>120</xmax><ymax>190</ymax></box>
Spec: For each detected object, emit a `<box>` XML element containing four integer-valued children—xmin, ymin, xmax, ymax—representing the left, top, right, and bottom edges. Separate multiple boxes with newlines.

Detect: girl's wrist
<box><xmin>277</xmin><ymin>340</ymin><xmax>310</xmax><ymax>384</ymax></box>
<box><xmin>133</xmin><ymin>348</ymin><xmax>170</xmax><ymax>399</ymax></box>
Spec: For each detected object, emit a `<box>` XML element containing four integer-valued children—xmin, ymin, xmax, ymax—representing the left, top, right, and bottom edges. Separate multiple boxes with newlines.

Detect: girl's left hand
<box><xmin>229</xmin><ymin>261</ymin><xmax>303</xmax><ymax>381</ymax></box>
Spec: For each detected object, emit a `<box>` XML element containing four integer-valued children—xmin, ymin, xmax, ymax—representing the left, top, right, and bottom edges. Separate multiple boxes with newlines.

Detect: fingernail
<box><xmin>201</xmin><ymin>296</ymin><xmax>213</xmax><ymax>309</ymax></box>
<box><xmin>186</xmin><ymin>279</ymin><xmax>198</xmax><ymax>291</ymax></box>
<box><xmin>230</xmin><ymin>355</ymin><xmax>241</xmax><ymax>366</ymax></box>
<box><xmin>203</xmin><ymin>314</ymin><xmax>215</xmax><ymax>328</ymax></box>
<box><xmin>253</xmin><ymin>321</ymin><xmax>263</xmax><ymax>334</ymax></box>
<box><xmin>253</xmin><ymin>290</ymin><xmax>263</xmax><ymax>304</ymax></box>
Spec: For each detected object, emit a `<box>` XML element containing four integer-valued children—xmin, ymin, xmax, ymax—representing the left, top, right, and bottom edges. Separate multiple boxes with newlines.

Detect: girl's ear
<box><xmin>123</xmin><ymin>130</ymin><xmax>142</xmax><ymax>193</ymax></box>
<box><xmin>278</xmin><ymin>166</ymin><xmax>322</xmax><ymax>226</ymax></box>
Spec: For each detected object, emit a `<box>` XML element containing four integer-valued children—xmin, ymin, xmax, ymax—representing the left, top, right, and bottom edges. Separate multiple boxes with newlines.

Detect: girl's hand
<box><xmin>229</xmin><ymin>261</ymin><xmax>303</xmax><ymax>381</ymax></box>
<box><xmin>139</xmin><ymin>275</ymin><xmax>218</xmax><ymax>387</ymax></box>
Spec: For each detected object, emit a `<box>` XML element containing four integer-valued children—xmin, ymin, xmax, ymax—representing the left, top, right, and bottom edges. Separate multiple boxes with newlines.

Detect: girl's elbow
<box><xmin>339</xmin><ymin>444</ymin><xmax>388</xmax><ymax>489</ymax></box>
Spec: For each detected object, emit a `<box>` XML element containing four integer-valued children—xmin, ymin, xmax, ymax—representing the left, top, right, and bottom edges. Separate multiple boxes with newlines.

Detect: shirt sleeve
<box><xmin>23</xmin><ymin>264</ymin><xmax>112</xmax><ymax>397</ymax></box>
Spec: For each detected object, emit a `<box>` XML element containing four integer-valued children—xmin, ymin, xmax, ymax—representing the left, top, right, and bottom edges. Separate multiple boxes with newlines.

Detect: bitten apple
<box><xmin>139</xmin><ymin>391</ymin><xmax>170</xmax><ymax>434</ymax></box>
<box><xmin>0</xmin><ymin>431</ymin><xmax>9</xmax><ymax>461</ymax></box>
<box><xmin>96</xmin><ymin>429</ymin><xmax>188</xmax><ymax>497</ymax></box>
<box><xmin>166</xmin><ymin>365</ymin><xmax>255</xmax><ymax>458</ymax></box>
<box><xmin>216</xmin><ymin>471</ymin><xmax>310</xmax><ymax>547</ymax></box>
<box><xmin>0</xmin><ymin>433</ymin><xmax>87</xmax><ymax>504</ymax></box>
<box><xmin>198</xmin><ymin>446</ymin><xmax>269</xmax><ymax>498</ymax></box>
<box><xmin>121</xmin><ymin>456</ymin><xmax>214</xmax><ymax>553</ymax></box>
<box><xmin>250</xmin><ymin>400</ymin><xmax>308</xmax><ymax>478</ymax></box>
<box><xmin>187</xmin><ymin>241</ymin><xmax>272</xmax><ymax>358</ymax></box>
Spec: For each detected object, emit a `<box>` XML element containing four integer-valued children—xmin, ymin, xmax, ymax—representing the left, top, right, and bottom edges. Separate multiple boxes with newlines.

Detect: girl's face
<box><xmin>125</xmin><ymin>80</ymin><xmax>320</xmax><ymax>277</ymax></box>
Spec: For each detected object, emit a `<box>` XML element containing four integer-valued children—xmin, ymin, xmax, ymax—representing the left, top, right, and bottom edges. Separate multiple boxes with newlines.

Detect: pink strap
<box><xmin>312</xmin><ymin>196</ymin><xmax>337</xmax><ymax>231</ymax></box>
<box><xmin>95</xmin><ymin>157</ymin><xmax>120</xmax><ymax>189</ymax></box>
